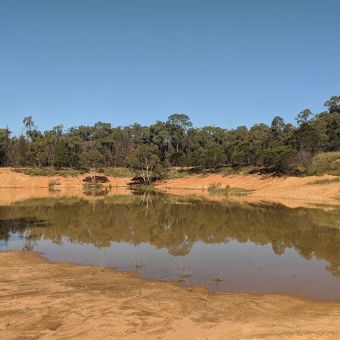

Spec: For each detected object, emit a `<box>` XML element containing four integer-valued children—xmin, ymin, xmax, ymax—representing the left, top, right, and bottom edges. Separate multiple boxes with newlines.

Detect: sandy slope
<box><xmin>0</xmin><ymin>168</ymin><xmax>130</xmax><ymax>188</ymax></box>
<box><xmin>0</xmin><ymin>167</ymin><xmax>339</xmax><ymax>207</ymax></box>
<box><xmin>1</xmin><ymin>170</ymin><xmax>340</xmax><ymax>339</ymax></box>
<box><xmin>0</xmin><ymin>252</ymin><xmax>340</xmax><ymax>340</ymax></box>
<box><xmin>157</xmin><ymin>173</ymin><xmax>340</xmax><ymax>207</ymax></box>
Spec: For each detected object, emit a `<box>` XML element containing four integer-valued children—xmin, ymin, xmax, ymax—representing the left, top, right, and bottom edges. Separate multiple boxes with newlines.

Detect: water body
<box><xmin>1</xmin><ymin>193</ymin><xmax>340</xmax><ymax>300</ymax></box>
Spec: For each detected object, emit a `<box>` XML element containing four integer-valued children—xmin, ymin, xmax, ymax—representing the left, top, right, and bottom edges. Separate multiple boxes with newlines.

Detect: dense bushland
<box><xmin>0</xmin><ymin>95</ymin><xmax>339</xmax><ymax>181</ymax></box>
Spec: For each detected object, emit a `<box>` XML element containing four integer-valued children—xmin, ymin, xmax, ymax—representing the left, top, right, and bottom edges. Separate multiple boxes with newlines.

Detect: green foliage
<box><xmin>102</xmin><ymin>167</ymin><xmax>133</xmax><ymax>177</ymax></box>
<box><xmin>325</xmin><ymin>96</ymin><xmax>340</xmax><ymax>114</ymax></box>
<box><xmin>1</xmin><ymin>95</ymin><xmax>339</xmax><ymax>175</ymax></box>
<box><xmin>54</xmin><ymin>140</ymin><xmax>72</xmax><ymax>168</ymax></box>
<box><xmin>190</xmin><ymin>143</ymin><xmax>225</xmax><ymax>170</ymax></box>
<box><xmin>126</xmin><ymin>144</ymin><xmax>167</xmax><ymax>183</ymax></box>
<box><xmin>296</xmin><ymin>109</ymin><xmax>313</xmax><ymax>126</ymax></box>
<box><xmin>79</xmin><ymin>148</ymin><xmax>105</xmax><ymax>169</ymax></box>
<box><xmin>0</xmin><ymin>128</ymin><xmax>10</xmax><ymax>166</ymax></box>
<box><xmin>263</xmin><ymin>145</ymin><xmax>297</xmax><ymax>172</ymax></box>
<box><xmin>308</xmin><ymin>152</ymin><xmax>340</xmax><ymax>176</ymax></box>
<box><xmin>166</xmin><ymin>167</ymin><xmax>192</xmax><ymax>179</ymax></box>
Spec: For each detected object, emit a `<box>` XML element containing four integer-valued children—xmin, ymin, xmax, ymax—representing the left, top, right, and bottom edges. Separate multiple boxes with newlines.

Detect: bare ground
<box><xmin>1</xmin><ymin>168</ymin><xmax>340</xmax><ymax>339</ymax></box>
<box><xmin>1</xmin><ymin>167</ymin><xmax>339</xmax><ymax>207</ymax></box>
<box><xmin>157</xmin><ymin>173</ymin><xmax>340</xmax><ymax>207</ymax></box>
<box><xmin>0</xmin><ymin>252</ymin><xmax>340</xmax><ymax>340</ymax></box>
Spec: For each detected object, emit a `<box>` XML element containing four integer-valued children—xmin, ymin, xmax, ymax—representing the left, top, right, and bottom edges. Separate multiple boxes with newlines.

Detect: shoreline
<box><xmin>2</xmin><ymin>248</ymin><xmax>339</xmax><ymax>304</ymax></box>
<box><xmin>1</xmin><ymin>251</ymin><xmax>340</xmax><ymax>339</ymax></box>
<box><xmin>1</xmin><ymin>168</ymin><xmax>340</xmax><ymax>338</ymax></box>
<box><xmin>0</xmin><ymin>167</ymin><xmax>340</xmax><ymax>208</ymax></box>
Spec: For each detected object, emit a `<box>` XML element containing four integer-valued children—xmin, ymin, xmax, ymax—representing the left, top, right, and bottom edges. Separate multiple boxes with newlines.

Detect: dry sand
<box><xmin>1</xmin><ymin>252</ymin><xmax>340</xmax><ymax>340</ymax></box>
<box><xmin>1</xmin><ymin>169</ymin><xmax>340</xmax><ymax>338</ymax></box>
<box><xmin>0</xmin><ymin>168</ymin><xmax>130</xmax><ymax>189</ymax></box>
<box><xmin>157</xmin><ymin>173</ymin><xmax>340</xmax><ymax>207</ymax></box>
<box><xmin>1</xmin><ymin>167</ymin><xmax>339</xmax><ymax>208</ymax></box>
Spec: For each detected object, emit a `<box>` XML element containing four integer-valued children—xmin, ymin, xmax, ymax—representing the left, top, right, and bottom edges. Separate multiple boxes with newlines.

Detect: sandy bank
<box><xmin>0</xmin><ymin>168</ymin><xmax>130</xmax><ymax>188</ymax></box>
<box><xmin>0</xmin><ymin>167</ymin><xmax>339</xmax><ymax>207</ymax></box>
<box><xmin>0</xmin><ymin>252</ymin><xmax>340</xmax><ymax>339</ymax></box>
<box><xmin>157</xmin><ymin>173</ymin><xmax>340</xmax><ymax>207</ymax></box>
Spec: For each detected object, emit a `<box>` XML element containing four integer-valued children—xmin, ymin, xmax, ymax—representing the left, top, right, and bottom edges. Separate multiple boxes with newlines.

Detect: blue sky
<box><xmin>0</xmin><ymin>0</ymin><xmax>339</xmax><ymax>134</ymax></box>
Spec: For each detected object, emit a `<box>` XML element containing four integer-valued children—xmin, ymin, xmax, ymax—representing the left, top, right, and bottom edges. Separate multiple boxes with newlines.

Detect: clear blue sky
<box><xmin>1</xmin><ymin>0</ymin><xmax>339</xmax><ymax>134</ymax></box>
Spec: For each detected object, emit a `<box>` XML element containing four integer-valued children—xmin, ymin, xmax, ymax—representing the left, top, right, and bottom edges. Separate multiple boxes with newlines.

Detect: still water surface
<box><xmin>1</xmin><ymin>193</ymin><xmax>340</xmax><ymax>300</ymax></box>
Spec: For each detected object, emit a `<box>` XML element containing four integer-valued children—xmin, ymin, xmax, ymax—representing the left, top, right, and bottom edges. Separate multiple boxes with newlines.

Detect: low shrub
<box><xmin>308</xmin><ymin>152</ymin><xmax>340</xmax><ymax>176</ymax></box>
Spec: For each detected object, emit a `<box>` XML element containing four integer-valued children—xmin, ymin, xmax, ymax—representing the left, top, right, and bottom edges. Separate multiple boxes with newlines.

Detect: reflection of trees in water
<box><xmin>167</xmin><ymin>235</ymin><xmax>193</xmax><ymax>256</ymax></box>
<box><xmin>0</xmin><ymin>218</ymin><xmax>49</xmax><ymax>241</ymax></box>
<box><xmin>22</xmin><ymin>238</ymin><xmax>36</xmax><ymax>252</ymax></box>
<box><xmin>1</xmin><ymin>196</ymin><xmax>340</xmax><ymax>275</ymax></box>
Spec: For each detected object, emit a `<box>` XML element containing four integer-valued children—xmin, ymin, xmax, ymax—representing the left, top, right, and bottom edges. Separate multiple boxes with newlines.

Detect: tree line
<box><xmin>0</xmin><ymin>95</ymin><xmax>339</xmax><ymax>181</ymax></box>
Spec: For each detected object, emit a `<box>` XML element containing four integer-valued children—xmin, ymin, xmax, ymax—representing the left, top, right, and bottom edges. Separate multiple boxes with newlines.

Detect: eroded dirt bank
<box><xmin>0</xmin><ymin>252</ymin><xmax>340</xmax><ymax>339</ymax></box>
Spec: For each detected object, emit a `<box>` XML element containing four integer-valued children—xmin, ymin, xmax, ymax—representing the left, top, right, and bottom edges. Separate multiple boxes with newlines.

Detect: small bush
<box><xmin>308</xmin><ymin>152</ymin><xmax>340</xmax><ymax>176</ymax></box>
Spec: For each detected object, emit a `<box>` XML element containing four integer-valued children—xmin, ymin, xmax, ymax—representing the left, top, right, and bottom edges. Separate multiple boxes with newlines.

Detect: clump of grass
<box><xmin>207</xmin><ymin>182</ymin><xmax>223</xmax><ymax>192</ymax></box>
<box><xmin>41</xmin><ymin>313</ymin><xmax>62</xmax><ymax>331</ymax></box>
<box><xmin>207</xmin><ymin>182</ymin><xmax>250</xmax><ymax>196</ymax></box>
<box><xmin>186</xmin><ymin>286</ymin><xmax>195</xmax><ymax>292</ymax></box>
<box><xmin>310</xmin><ymin>177</ymin><xmax>340</xmax><ymax>185</ymax></box>
<box><xmin>221</xmin><ymin>165</ymin><xmax>258</xmax><ymax>176</ymax></box>
<box><xmin>308</xmin><ymin>152</ymin><xmax>340</xmax><ymax>176</ymax></box>
<box><xmin>13</xmin><ymin>167</ymin><xmax>84</xmax><ymax>177</ymax></box>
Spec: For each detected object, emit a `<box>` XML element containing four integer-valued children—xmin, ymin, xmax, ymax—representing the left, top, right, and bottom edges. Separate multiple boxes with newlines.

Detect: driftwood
<box><xmin>82</xmin><ymin>175</ymin><xmax>109</xmax><ymax>184</ymax></box>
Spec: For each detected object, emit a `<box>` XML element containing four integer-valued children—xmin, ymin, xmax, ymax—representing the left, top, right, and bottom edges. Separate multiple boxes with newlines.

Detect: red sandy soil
<box><xmin>157</xmin><ymin>173</ymin><xmax>340</xmax><ymax>207</ymax></box>
<box><xmin>0</xmin><ymin>167</ymin><xmax>339</xmax><ymax>207</ymax></box>
<box><xmin>1</xmin><ymin>169</ymin><xmax>340</xmax><ymax>339</ymax></box>
<box><xmin>1</xmin><ymin>252</ymin><xmax>340</xmax><ymax>340</ymax></box>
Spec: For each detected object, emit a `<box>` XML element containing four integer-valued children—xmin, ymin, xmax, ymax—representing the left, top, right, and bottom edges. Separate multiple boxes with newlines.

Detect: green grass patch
<box><xmin>166</xmin><ymin>166</ymin><xmax>259</xmax><ymax>178</ymax></box>
<box><xmin>207</xmin><ymin>182</ymin><xmax>251</xmax><ymax>196</ymax></box>
<box><xmin>12</xmin><ymin>167</ymin><xmax>85</xmax><ymax>177</ymax></box>
<box><xmin>310</xmin><ymin>177</ymin><xmax>340</xmax><ymax>185</ymax></box>
<box><xmin>101</xmin><ymin>167</ymin><xmax>132</xmax><ymax>178</ymax></box>
<box><xmin>166</xmin><ymin>167</ymin><xmax>192</xmax><ymax>179</ymax></box>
